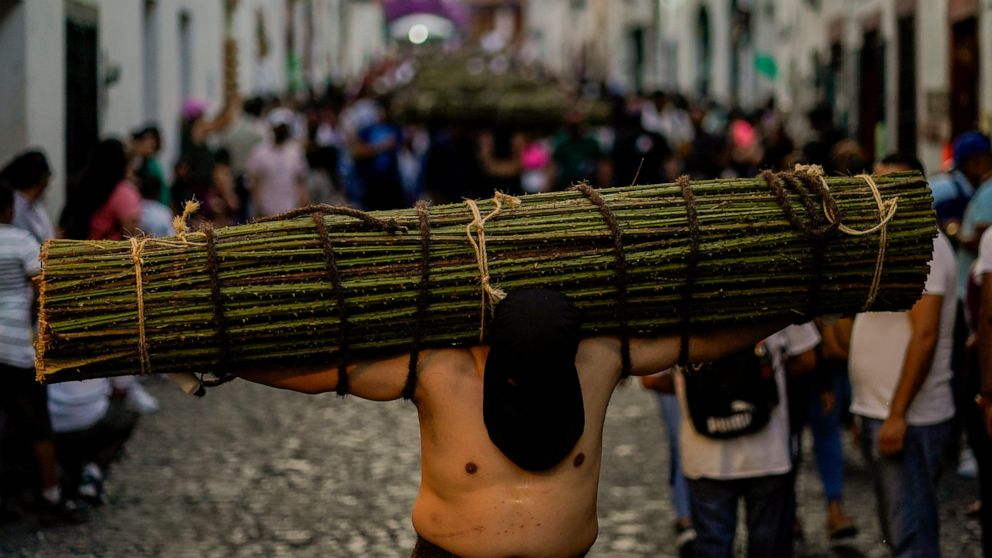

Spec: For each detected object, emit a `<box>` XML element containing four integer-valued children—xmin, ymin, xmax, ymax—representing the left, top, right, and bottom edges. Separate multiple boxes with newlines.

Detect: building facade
<box><xmin>673</xmin><ymin>0</ymin><xmax>992</xmax><ymax>171</ymax></box>
<box><xmin>523</xmin><ymin>0</ymin><xmax>659</xmax><ymax>93</ymax></box>
<box><xmin>0</xmin><ymin>0</ymin><xmax>387</xmax><ymax>220</ymax></box>
<box><xmin>524</xmin><ymin>0</ymin><xmax>992</xmax><ymax>173</ymax></box>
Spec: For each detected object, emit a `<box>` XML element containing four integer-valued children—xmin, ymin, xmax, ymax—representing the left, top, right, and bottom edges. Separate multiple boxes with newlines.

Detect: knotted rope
<box><xmin>172</xmin><ymin>200</ymin><xmax>200</xmax><ymax>242</ymax></box>
<box><xmin>464</xmin><ymin>192</ymin><xmax>521</xmax><ymax>341</ymax></box>
<box><xmin>793</xmin><ymin>165</ymin><xmax>898</xmax><ymax>311</ymax></box>
<box><xmin>794</xmin><ymin>164</ymin><xmax>899</xmax><ymax>236</ymax></box>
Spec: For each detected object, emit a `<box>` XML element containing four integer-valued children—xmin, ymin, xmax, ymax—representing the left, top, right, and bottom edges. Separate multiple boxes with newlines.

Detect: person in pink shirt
<box><xmin>246</xmin><ymin>108</ymin><xmax>309</xmax><ymax>218</ymax></box>
<box><xmin>60</xmin><ymin>139</ymin><xmax>141</xmax><ymax>241</ymax></box>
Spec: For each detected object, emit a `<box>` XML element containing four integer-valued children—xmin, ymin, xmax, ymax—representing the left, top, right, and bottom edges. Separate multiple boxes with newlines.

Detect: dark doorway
<box><xmin>826</xmin><ymin>42</ymin><xmax>842</xmax><ymax>115</ymax></box>
<box><xmin>950</xmin><ymin>17</ymin><xmax>979</xmax><ymax>138</ymax></box>
<box><xmin>897</xmin><ymin>14</ymin><xmax>917</xmax><ymax>155</ymax></box>
<box><xmin>858</xmin><ymin>29</ymin><xmax>884</xmax><ymax>163</ymax></box>
<box><xmin>179</xmin><ymin>11</ymin><xmax>193</xmax><ymax>102</ymax></box>
<box><xmin>696</xmin><ymin>6</ymin><xmax>711</xmax><ymax>98</ymax></box>
<box><xmin>630</xmin><ymin>26</ymin><xmax>645</xmax><ymax>94</ymax></box>
<box><xmin>65</xmin><ymin>2</ymin><xmax>99</xmax><ymax>179</ymax></box>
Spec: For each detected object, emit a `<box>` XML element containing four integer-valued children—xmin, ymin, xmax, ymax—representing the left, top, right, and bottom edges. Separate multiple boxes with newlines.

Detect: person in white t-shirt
<box><xmin>849</xmin><ymin>229</ymin><xmax>957</xmax><ymax>557</ymax></box>
<box><xmin>970</xmin><ymin>227</ymin><xmax>992</xmax><ymax>556</ymax></box>
<box><xmin>675</xmin><ymin>323</ymin><xmax>819</xmax><ymax>557</ymax></box>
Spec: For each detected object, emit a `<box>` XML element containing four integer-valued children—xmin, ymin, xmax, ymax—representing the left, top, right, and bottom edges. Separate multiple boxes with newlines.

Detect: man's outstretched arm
<box><xmin>235</xmin><ymin>352</ymin><xmax>414</xmax><ymax>401</ymax></box>
<box><xmin>626</xmin><ymin>320</ymin><xmax>788</xmax><ymax>377</ymax></box>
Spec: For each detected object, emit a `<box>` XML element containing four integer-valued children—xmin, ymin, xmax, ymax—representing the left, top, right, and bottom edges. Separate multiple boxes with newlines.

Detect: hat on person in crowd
<box><xmin>267</xmin><ymin>108</ymin><xmax>295</xmax><ymax>129</ymax></box>
<box><xmin>182</xmin><ymin>98</ymin><xmax>209</xmax><ymax>122</ymax></box>
<box><xmin>953</xmin><ymin>131</ymin><xmax>992</xmax><ymax>167</ymax></box>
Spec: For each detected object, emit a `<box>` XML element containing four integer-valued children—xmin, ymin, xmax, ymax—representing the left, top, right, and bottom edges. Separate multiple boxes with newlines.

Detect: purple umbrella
<box><xmin>383</xmin><ymin>0</ymin><xmax>470</xmax><ymax>27</ymax></box>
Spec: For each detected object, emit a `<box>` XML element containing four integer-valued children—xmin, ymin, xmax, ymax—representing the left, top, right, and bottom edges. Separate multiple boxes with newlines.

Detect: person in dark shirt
<box><xmin>552</xmin><ymin>113</ymin><xmax>602</xmax><ymax>190</ymax></box>
<box><xmin>611</xmin><ymin>102</ymin><xmax>671</xmax><ymax>187</ymax></box>
<box><xmin>353</xmin><ymin>100</ymin><xmax>406</xmax><ymax>211</ymax></box>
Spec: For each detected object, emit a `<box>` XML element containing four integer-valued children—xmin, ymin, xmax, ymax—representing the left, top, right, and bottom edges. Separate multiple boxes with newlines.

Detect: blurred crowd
<box><xmin>1</xmin><ymin>73</ymin><xmax>992</xmax><ymax>558</ymax></box>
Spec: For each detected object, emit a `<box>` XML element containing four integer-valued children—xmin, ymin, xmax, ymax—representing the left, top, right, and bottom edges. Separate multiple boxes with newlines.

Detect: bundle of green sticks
<box><xmin>390</xmin><ymin>56</ymin><xmax>609</xmax><ymax>128</ymax></box>
<box><xmin>36</xmin><ymin>170</ymin><xmax>935</xmax><ymax>383</ymax></box>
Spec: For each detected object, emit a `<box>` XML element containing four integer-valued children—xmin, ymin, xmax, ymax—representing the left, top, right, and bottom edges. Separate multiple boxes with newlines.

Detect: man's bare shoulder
<box><xmin>418</xmin><ymin>346</ymin><xmax>477</xmax><ymax>369</ymax></box>
<box><xmin>576</xmin><ymin>337</ymin><xmax>621</xmax><ymax>369</ymax></box>
<box><xmin>416</xmin><ymin>347</ymin><xmax>481</xmax><ymax>384</ymax></box>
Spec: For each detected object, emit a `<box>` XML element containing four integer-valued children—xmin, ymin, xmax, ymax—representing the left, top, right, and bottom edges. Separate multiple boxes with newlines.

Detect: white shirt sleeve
<box><xmin>924</xmin><ymin>234</ymin><xmax>955</xmax><ymax>295</ymax></box>
<box><xmin>21</xmin><ymin>235</ymin><xmax>40</xmax><ymax>277</ymax></box>
<box><xmin>782</xmin><ymin>323</ymin><xmax>820</xmax><ymax>356</ymax></box>
<box><xmin>976</xmin><ymin>229</ymin><xmax>992</xmax><ymax>282</ymax></box>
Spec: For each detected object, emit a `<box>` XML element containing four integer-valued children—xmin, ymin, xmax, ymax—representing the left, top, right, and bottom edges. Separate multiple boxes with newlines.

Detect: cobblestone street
<box><xmin>1</xmin><ymin>378</ymin><xmax>983</xmax><ymax>558</ymax></box>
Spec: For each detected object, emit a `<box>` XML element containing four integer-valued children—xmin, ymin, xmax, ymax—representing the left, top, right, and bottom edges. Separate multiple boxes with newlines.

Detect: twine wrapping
<box><xmin>129</xmin><ymin>200</ymin><xmax>203</xmax><ymax>378</ymax></box>
<box><xmin>464</xmin><ymin>192</ymin><xmax>520</xmax><ymax>341</ymax></box>
<box><xmin>129</xmin><ymin>237</ymin><xmax>151</xmax><ymax>375</ymax></box>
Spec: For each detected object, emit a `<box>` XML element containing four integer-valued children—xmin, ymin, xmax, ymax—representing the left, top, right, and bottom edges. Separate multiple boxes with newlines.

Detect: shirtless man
<box><xmin>238</xmin><ymin>289</ymin><xmax>783</xmax><ymax>558</ymax></box>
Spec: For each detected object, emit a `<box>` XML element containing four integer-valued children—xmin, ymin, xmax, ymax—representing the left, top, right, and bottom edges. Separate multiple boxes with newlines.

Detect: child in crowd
<box><xmin>0</xmin><ymin>182</ymin><xmax>82</xmax><ymax>525</ymax></box>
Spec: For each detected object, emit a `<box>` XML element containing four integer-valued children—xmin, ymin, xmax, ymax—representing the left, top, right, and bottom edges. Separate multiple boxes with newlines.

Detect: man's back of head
<box><xmin>483</xmin><ymin>289</ymin><xmax>585</xmax><ymax>472</ymax></box>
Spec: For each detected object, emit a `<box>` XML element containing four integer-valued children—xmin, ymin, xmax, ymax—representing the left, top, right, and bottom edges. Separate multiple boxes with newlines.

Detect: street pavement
<box><xmin>0</xmin><ymin>378</ymin><xmax>983</xmax><ymax>557</ymax></box>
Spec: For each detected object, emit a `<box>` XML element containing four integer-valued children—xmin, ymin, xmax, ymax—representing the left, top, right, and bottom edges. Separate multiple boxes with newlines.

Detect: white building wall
<box><xmin>0</xmin><ymin>0</ymin><xmax>227</xmax><ymax>218</ymax></box>
<box><xmin>94</xmin><ymin>0</ymin><xmax>225</xmax><ymax>188</ymax></box>
<box><xmin>914</xmin><ymin>0</ymin><xmax>949</xmax><ymax>171</ymax></box>
<box><xmin>523</xmin><ymin>0</ymin><xmax>571</xmax><ymax>76</ymax></box>
<box><xmin>233</xmin><ymin>0</ymin><xmax>288</xmax><ymax>95</ymax></box>
<box><xmin>1</xmin><ymin>0</ymin><xmax>381</xmax><ymax>221</ymax></box>
<box><xmin>981</xmin><ymin>0</ymin><xmax>992</xmax><ymax>134</ymax></box>
<box><xmin>342</xmin><ymin>1</ymin><xmax>385</xmax><ymax>78</ymax></box>
<box><xmin>708</xmin><ymin>0</ymin><xmax>731</xmax><ymax>105</ymax></box>
<box><xmin>0</xmin><ymin>5</ymin><xmax>29</xmax><ymax>163</ymax></box>
<box><xmin>658</xmin><ymin>0</ymin><xmax>734</xmax><ymax>104</ymax></box>
<box><xmin>523</xmin><ymin>0</ymin><xmax>661</xmax><ymax>93</ymax></box>
<box><xmin>25</xmin><ymin>1</ymin><xmax>67</xmax><ymax>219</ymax></box>
<box><xmin>0</xmin><ymin>1</ymin><xmax>67</xmax><ymax>219</ymax></box>
<box><xmin>99</xmin><ymin>1</ymin><xmax>145</xmax><ymax>138</ymax></box>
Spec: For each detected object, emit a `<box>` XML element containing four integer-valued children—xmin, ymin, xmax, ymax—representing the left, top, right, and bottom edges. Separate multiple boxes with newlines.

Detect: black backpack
<box><xmin>681</xmin><ymin>343</ymin><xmax>780</xmax><ymax>439</ymax></box>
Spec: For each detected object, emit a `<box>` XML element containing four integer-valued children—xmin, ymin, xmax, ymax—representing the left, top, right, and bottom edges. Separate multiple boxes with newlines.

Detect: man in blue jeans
<box><xmin>849</xmin><ymin>219</ymin><xmax>957</xmax><ymax>557</ymax></box>
<box><xmin>675</xmin><ymin>323</ymin><xmax>820</xmax><ymax>557</ymax></box>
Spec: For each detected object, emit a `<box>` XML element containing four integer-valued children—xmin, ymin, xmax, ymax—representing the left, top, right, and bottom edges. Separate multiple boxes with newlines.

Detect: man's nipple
<box><xmin>465</xmin><ymin>462</ymin><xmax>478</xmax><ymax>474</ymax></box>
<box><xmin>573</xmin><ymin>453</ymin><xmax>585</xmax><ymax>467</ymax></box>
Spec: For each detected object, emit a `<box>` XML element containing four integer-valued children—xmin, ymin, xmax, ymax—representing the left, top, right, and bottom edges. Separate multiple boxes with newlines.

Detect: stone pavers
<box><xmin>0</xmin><ymin>378</ymin><xmax>982</xmax><ymax>557</ymax></box>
